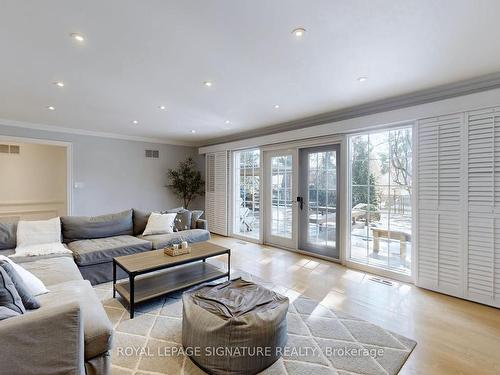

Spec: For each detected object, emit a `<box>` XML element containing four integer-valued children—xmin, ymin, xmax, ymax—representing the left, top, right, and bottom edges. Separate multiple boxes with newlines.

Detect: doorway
<box><xmin>298</xmin><ymin>145</ymin><xmax>340</xmax><ymax>260</ymax></box>
<box><xmin>0</xmin><ymin>136</ymin><xmax>72</xmax><ymax>221</ymax></box>
<box><xmin>263</xmin><ymin>149</ymin><xmax>297</xmax><ymax>249</ymax></box>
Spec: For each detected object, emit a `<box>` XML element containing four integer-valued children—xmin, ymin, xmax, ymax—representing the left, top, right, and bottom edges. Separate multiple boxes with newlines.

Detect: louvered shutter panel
<box><xmin>466</xmin><ymin>107</ymin><xmax>500</xmax><ymax>307</ymax></box>
<box><xmin>205</xmin><ymin>151</ymin><xmax>228</xmax><ymax>236</ymax></box>
<box><xmin>416</xmin><ymin>114</ymin><xmax>464</xmax><ymax>297</ymax></box>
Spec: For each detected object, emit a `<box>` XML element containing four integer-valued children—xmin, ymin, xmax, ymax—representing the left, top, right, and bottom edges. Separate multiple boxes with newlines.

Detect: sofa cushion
<box><xmin>133</xmin><ymin>209</ymin><xmax>151</xmax><ymax>236</ymax></box>
<box><xmin>138</xmin><ymin>229</ymin><xmax>210</xmax><ymax>250</ymax></box>
<box><xmin>68</xmin><ymin>235</ymin><xmax>152</xmax><ymax>266</ymax></box>
<box><xmin>61</xmin><ymin>209</ymin><xmax>133</xmax><ymax>243</ymax></box>
<box><xmin>0</xmin><ymin>222</ymin><xmax>17</xmax><ymax>251</ymax></box>
<box><xmin>19</xmin><ymin>255</ymin><xmax>83</xmax><ymax>287</ymax></box>
<box><xmin>36</xmin><ymin>279</ymin><xmax>113</xmax><ymax>359</ymax></box>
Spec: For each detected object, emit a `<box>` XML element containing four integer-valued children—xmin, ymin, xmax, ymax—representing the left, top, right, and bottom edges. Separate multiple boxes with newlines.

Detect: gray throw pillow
<box><xmin>174</xmin><ymin>209</ymin><xmax>192</xmax><ymax>232</ymax></box>
<box><xmin>133</xmin><ymin>209</ymin><xmax>151</xmax><ymax>236</ymax></box>
<box><xmin>0</xmin><ymin>306</ymin><xmax>20</xmax><ymax>321</ymax></box>
<box><xmin>0</xmin><ymin>260</ymin><xmax>40</xmax><ymax>309</ymax></box>
<box><xmin>0</xmin><ymin>222</ymin><xmax>17</xmax><ymax>250</ymax></box>
<box><xmin>191</xmin><ymin>210</ymin><xmax>204</xmax><ymax>229</ymax></box>
<box><xmin>0</xmin><ymin>266</ymin><xmax>25</xmax><ymax>314</ymax></box>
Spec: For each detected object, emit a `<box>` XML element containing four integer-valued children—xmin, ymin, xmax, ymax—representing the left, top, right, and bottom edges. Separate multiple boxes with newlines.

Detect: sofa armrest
<box><xmin>196</xmin><ymin>219</ymin><xmax>208</xmax><ymax>230</ymax></box>
<box><xmin>0</xmin><ymin>302</ymin><xmax>85</xmax><ymax>375</ymax></box>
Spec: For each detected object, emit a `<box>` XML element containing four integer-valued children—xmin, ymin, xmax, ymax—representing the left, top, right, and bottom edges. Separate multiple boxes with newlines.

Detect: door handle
<box><xmin>297</xmin><ymin>196</ymin><xmax>303</xmax><ymax>210</ymax></box>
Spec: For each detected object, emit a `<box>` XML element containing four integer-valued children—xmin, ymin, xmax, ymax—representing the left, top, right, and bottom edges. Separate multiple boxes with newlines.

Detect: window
<box><xmin>349</xmin><ymin>127</ymin><xmax>412</xmax><ymax>274</ymax></box>
<box><xmin>233</xmin><ymin>149</ymin><xmax>260</xmax><ymax>239</ymax></box>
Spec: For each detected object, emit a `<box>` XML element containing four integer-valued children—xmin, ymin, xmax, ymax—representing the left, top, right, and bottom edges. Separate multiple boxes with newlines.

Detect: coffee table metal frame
<box><xmin>113</xmin><ymin>244</ymin><xmax>230</xmax><ymax>318</ymax></box>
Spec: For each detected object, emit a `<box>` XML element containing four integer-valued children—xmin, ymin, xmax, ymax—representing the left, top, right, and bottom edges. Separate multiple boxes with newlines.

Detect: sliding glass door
<box><xmin>232</xmin><ymin>149</ymin><xmax>260</xmax><ymax>240</ymax></box>
<box><xmin>348</xmin><ymin>127</ymin><xmax>412</xmax><ymax>275</ymax></box>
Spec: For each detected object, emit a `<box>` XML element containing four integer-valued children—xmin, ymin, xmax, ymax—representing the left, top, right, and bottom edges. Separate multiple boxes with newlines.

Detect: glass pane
<box><xmin>349</xmin><ymin>127</ymin><xmax>412</xmax><ymax>275</ymax></box>
<box><xmin>271</xmin><ymin>154</ymin><xmax>293</xmax><ymax>239</ymax></box>
<box><xmin>306</xmin><ymin>150</ymin><xmax>337</xmax><ymax>249</ymax></box>
<box><xmin>234</xmin><ymin>149</ymin><xmax>260</xmax><ymax>239</ymax></box>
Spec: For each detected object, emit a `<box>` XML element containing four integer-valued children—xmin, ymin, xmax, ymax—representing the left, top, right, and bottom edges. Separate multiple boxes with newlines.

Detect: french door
<box><xmin>264</xmin><ymin>149</ymin><xmax>297</xmax><ymax>249</ymax></box>
<box><xmin>298</xmin><ymin>145</ymin><xmax>340</xmax><ymax>260</ymax></box>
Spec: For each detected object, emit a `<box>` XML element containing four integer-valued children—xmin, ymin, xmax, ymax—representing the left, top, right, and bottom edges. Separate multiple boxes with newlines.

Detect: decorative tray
<box><xmin>164</xmin><ymin>247</ymin><xmax>191</xmax><ymax>257</ymax></box>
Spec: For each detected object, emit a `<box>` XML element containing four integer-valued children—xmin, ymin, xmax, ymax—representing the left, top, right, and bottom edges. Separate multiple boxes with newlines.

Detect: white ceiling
<box><xmin>1</xmin><ymin>0</ymin><xmax>500</xmax><ymax>146</ymax></box>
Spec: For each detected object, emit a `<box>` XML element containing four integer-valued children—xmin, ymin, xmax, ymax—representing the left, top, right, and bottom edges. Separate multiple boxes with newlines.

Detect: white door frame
<box><xmin>0</xmin><ymin>135</ymin><xmax>73</xmax><ymax>215</ymax></box>
<box><xmin>263</xmin><ymin>148</ymin><xmax>298</xmax><ymax>250</ymax></box>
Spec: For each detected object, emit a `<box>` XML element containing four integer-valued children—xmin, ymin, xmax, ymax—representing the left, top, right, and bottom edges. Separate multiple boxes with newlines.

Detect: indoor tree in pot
<box><xmin>166</xmin><ymin>157</ymin><xmax>205</xmax><ymax>209</ymax></box>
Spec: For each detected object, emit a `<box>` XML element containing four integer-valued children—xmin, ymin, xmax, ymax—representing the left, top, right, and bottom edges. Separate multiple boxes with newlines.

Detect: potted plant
<box><xmin>167</xmin><ymin>157</ymin><xmax>205</xmax><ymax>209</ymax></box>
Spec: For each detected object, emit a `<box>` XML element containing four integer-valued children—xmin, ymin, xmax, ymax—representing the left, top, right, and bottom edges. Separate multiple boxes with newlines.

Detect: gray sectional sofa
<box><xmin>0</xmin><ymin>253</ymin><xmax>113</xmax><ymax>374</ymax></box>
<box><xmin>0</xmin><ymin>208</ymin><xmax>210</xmax><ymax>375</ymax></box>
<box><xmin>62</xmin><ymin>208</ymin><xmax>210</xmax><ymax>285</ymax></box>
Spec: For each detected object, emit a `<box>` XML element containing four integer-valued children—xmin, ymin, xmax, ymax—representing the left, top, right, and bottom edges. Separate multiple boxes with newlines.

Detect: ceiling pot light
<box><xmin>190</xmin><ymin>130</ymin><xmax>196</xmax><ymax>134</ymax></box>
<box><xmin>46</xmin><ymin>105</ymin><xmax>55</xmax><ymax>111</ymax></box>
<box><xmin>132</xmin><ymin>120</ymin><xmax>139</xmax><ymax>124</ymax></box>
<box><xmin>274</xmin><ymin>104</ymin><xmax>280</xmax><ymax>109</ymax></box>
<box><xmin>292</xmin><ymin>27</ymin><xmax>306</xmax><ymax>37</ymax></box>
<box><xmin>70</xmin><ymin>33</ymin><xmax>85</xmax><ymax>42</ymax></box>
<box><xmin>358</xmin><ymin>76</ymin><xmax>368</xmax><ymax>82</ymax></box>
<box><xmin>53</xmin><ymin>81</ymin><xmax>65</xmax><ymax>87</ymax></box>
<box><xmin>225</xmin><ymin>120</ymin><xmax>231</xmax><ymax>124</ymax></box>
<box><xmin>158</xmin><ymin>105</ymin><xmax>166</xmax><ymax>110</ymax></box>
<box><xmin>203</xmin><ymin>81</ymin><xmax>213</xmax><ymax>87</ymax></box>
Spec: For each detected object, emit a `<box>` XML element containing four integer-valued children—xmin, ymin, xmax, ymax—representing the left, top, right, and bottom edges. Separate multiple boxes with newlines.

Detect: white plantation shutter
<box><xmin>466</xmin><ymin>107</ymin><xmax>500</xmax><ymax>306</ymax></box>
<box><xmin>205</xmin><ymin>151</ymin><xmax>228</xmax><ymax>236</ymax></box>
<box><xmin>416</xmin><ymin>114</ymin><xmax>464</xmax><ymax>297</ymax></box>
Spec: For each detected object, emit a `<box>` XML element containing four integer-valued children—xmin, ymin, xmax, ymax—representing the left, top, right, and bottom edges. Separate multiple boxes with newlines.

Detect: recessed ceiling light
<box><xmin>274</xmin><ymin>104</ymin><xmax>280</xmax><ymax>109</ymax></box>
<box><xmin>46</xmin><ymin>105</ymin><xmax>55</xmax><ymax>111</ymax></box>
<box><xmin>132</xmin><ymin>120</ymin><xmax>139</xmax><ymax>124</ymax></box>
<box><xmin>70</xmin><ymin>33</ymin><xmax>85</xmax><ymax>42</ymax></box>
<box><xmin>158</xmin><ymin>105</ymin><xmax>166</xmax><ymax>110</ymax></box>
<box><xmin>225</xmin><ymin>120</ymin><xmax>231</xmax><ymax>124</ymax></box>
<box><xmin>53</xmin><ymin>81</ymin><xmax>65</xmax><ymax>87</ymax></box>
<box><xmin>358</xmin><ymin>76</ymin><xmax>368</xmax><ymax>82</ymax></box>
<box><xmin>203</xmin><ymin>81</ymin><xmax>213</xmax><ymax>87</ymax></box>
<box><xmin>292</xmin><ymin>27</ymin><xmax>306</xmax><ymax>37</ymax></box>
<box><xmin>190</xmin><ymin>130</ymin><xmax>196</xmax><ymax>134</ymax></box>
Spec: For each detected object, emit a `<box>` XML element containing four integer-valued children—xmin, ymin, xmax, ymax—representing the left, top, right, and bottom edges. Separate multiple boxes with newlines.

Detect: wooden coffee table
<box><xmin>113</xmin><ymin>241</ymin><xmax>231</xmax><ymax>318</ymax></box>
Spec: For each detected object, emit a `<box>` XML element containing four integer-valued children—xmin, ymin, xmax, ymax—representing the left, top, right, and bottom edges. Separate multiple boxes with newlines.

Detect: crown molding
<box><xmin>0</xmin><ymin>118</ymin><xmax>197</xmax><ymax>147</ymax></box>
<box><xmin>200</xmin><ymin>72</ymin><xmax>500</xmax><ymax>146</ymax></box>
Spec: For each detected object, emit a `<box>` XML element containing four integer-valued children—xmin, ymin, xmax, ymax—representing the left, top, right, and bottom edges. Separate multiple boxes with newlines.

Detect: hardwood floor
<box><xmin>209</xmin><ymin>235</ymin><xmax>500</xmax><ymax>375</ymax></box>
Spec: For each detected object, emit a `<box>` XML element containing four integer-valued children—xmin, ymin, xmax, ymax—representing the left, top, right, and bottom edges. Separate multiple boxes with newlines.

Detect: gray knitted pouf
<box><xmin>182</xmin><ymin>278</ymin><xmax>289</xmax><ymax>375</ymax></box>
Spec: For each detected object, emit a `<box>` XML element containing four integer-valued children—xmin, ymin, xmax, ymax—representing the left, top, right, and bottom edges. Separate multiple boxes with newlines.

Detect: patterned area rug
<box><xmin>95</xmin><ymin>270</ymin><xmax>416</xmax><ymax>375</ymax></box>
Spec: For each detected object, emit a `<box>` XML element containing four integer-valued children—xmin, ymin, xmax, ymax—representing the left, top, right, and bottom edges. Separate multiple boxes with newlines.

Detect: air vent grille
<box><xmin>145</xmin><ymin>150</ymin><xmax>159</xmax><ymax>158</ymax></box>
<box><xmin>0</xmin><ymin>144</ymin><xmax>20</xmax><ymax>154</ymax></box>
<box><xmin>9</xmin><ymin>145</ymin><xmax>20</xmax><ymax>154</ymax></box>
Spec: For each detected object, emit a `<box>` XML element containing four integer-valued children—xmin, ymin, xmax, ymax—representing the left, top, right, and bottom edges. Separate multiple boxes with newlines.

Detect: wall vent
<box><xmin>145</xmin><ymin>149</ymin><xmax>159</xmax><ymax>158</ymax></box>
<box><xmin>0</xmin><ymin>144</ymin><xmax>20</xmax><ymax>154</ymax></box>
<box><xmin>9</xmin><ymin>145</ymin><xmax>20</xmax><ymax>154</ymax></box>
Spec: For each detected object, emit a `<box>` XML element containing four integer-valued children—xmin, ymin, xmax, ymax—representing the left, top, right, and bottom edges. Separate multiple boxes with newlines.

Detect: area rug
<box><xmin>95</xmin><ymin>270</ymin><xmax>416</xmax><ymax>375</ymax></box>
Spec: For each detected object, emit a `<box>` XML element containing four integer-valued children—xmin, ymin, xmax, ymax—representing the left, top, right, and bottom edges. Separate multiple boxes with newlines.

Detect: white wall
<box><xmin>0</xmin><ymin>142</ymin><xmax>67</xmax><ymax>220</ymax></box>
<box><xmin>0</xmin><ymin>123</ymin><xmax>205</xmax><ymax>216</ymax></box>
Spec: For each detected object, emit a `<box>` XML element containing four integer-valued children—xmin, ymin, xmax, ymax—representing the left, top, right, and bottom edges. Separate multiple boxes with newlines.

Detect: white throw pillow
<box><xmin>0</xmin><ymin>255</ymin><xmax>49</xmax><ymax>296</ymax></box>
<box><xmin>11</xmin><ymin>242</ymin><xmax>72</xmax><ymax>258</ymax></box>
<box><xmin>16</xmin><ymin>217</ymin><xmax>61</xmax><ymax>247</ymax></box>
<box><xmin>142</xmin><ymin>212</ymin><xmax>176</xmax><ymax>236</ymax></box>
